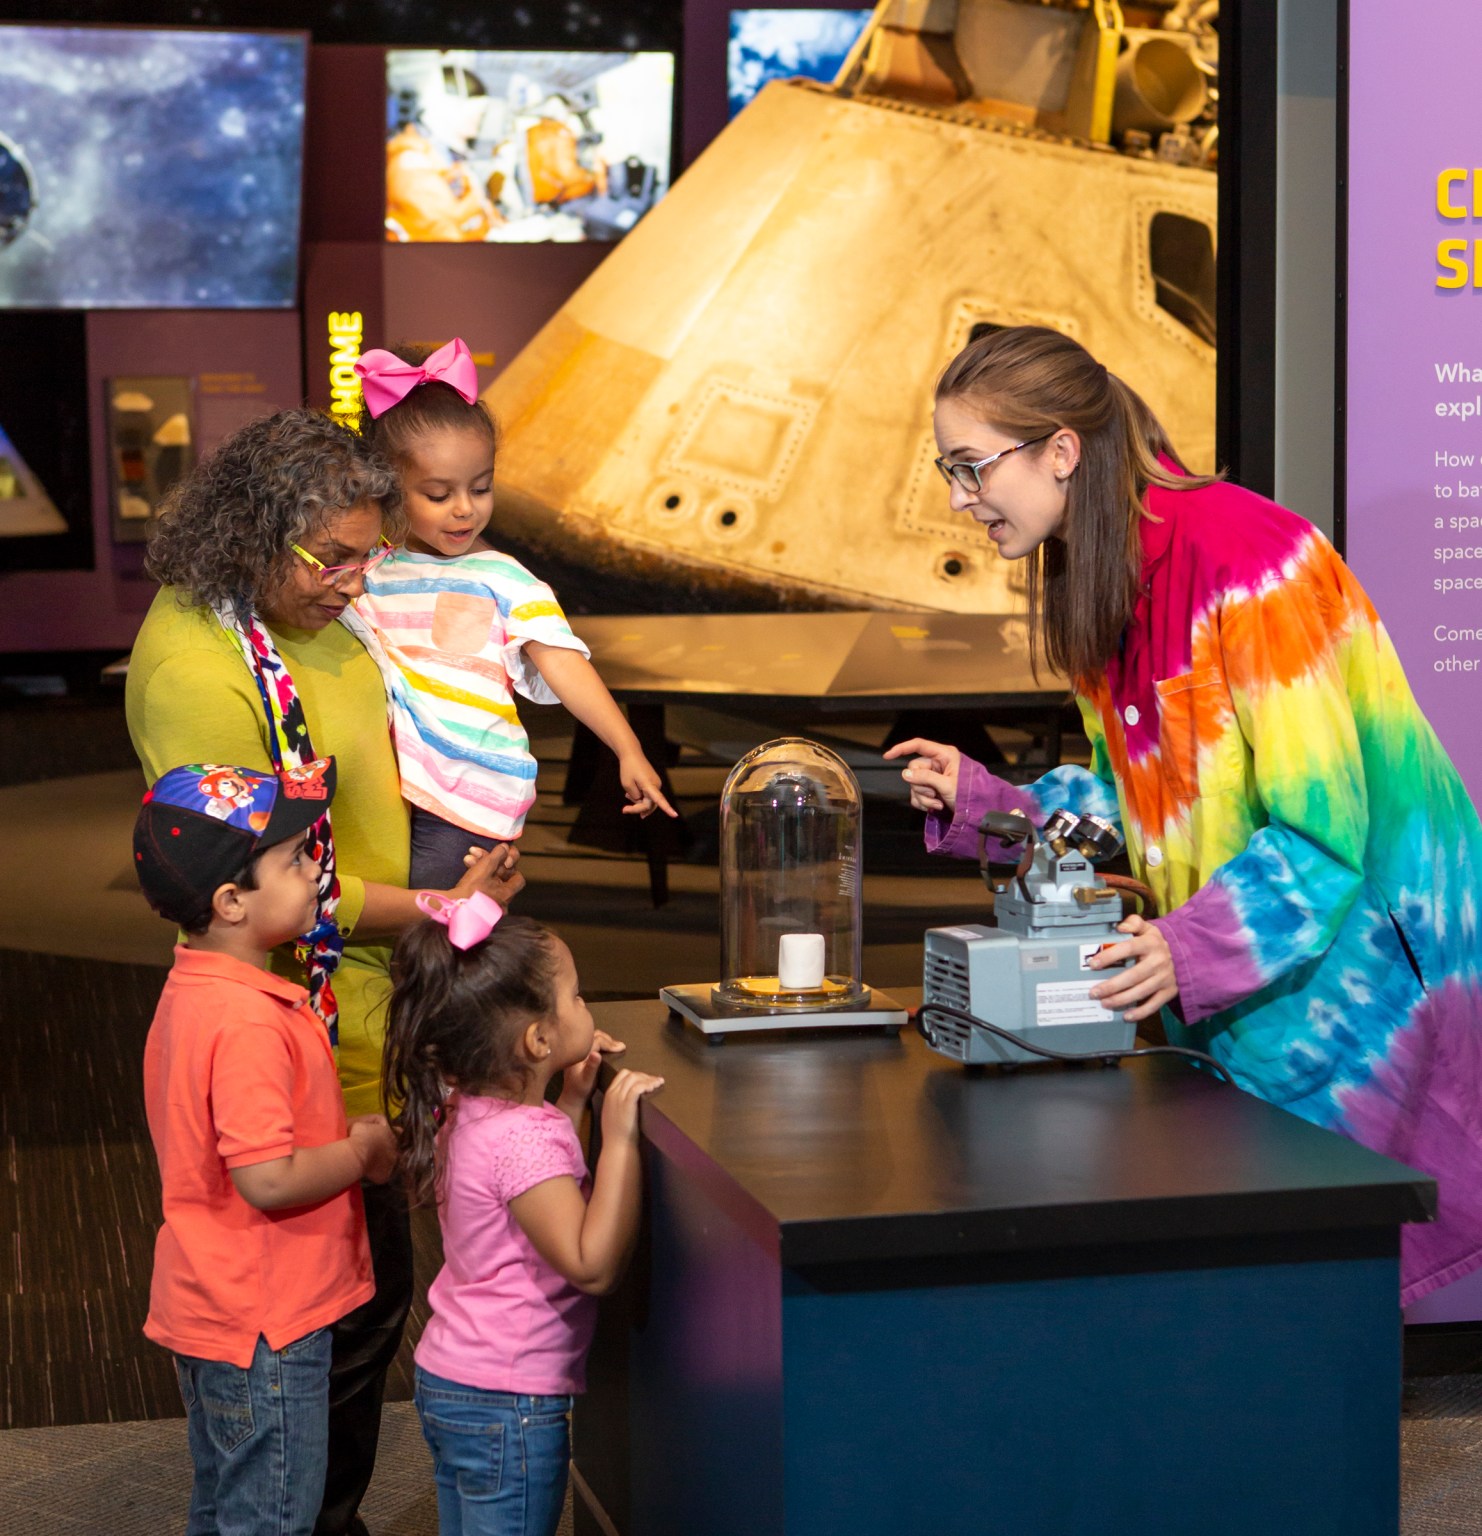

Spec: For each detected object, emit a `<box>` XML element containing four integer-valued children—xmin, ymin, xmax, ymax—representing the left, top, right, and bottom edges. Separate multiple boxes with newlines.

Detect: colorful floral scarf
<box><xmin>216</xmin><ymin>601</ymin><xmax>343</xmax><ymax>1043</ymax></box>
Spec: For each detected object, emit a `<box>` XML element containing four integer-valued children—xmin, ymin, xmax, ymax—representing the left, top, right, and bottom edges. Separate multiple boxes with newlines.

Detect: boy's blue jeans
<box><xmin>174</xmin><ymin>1328</ymin><xmax>333</xmax><ymax>1536</ymax></box>
<box><xmin>414</xmin><ymin>1367</ymin><xmax>573</xmax><ymax>1536</ymax></box>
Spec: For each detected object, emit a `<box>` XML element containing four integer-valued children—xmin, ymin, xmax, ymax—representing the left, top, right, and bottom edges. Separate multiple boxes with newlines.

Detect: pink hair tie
<box><xmin>415</xmin><ymin>889</ymin><xmax>503</xmax><ymax>950</ymax></box>
<box><xmin>354</xmin><ymin>337</ymin><xmax>479</xmax><ymax>419</ymax></box>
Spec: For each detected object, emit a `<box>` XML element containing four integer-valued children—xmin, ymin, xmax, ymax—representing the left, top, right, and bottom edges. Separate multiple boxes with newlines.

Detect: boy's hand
<box><xmin>600</xmin><ymin>1068</ymin><xmax>664</xmax><ymax>1144</ymax></box>
<box><xmin>451</xmin><ymin>843</ymin><xmax>525</xmax><ymax>906</ymax></box>
<box><xmin>618</xmin><ymin>751</ymin><xmax>678</xmax><ymax>819</ymax></box>
<box><xmin>348</xmin><ymin>1114</ymin><xmax>398</xmax><ymax>1185</ymax></box>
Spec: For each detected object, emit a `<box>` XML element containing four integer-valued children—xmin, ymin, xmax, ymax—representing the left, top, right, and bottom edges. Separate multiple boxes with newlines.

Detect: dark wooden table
<box><xmin>575</xmin><ymin>996</ymin><xmax>1434</xmax><ymax>1536</ymax></box>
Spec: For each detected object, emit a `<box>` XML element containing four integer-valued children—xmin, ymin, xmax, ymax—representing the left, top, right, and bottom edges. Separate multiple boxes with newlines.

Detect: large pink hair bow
<box><xmin>416</xmin><ymin>889</ymin><xmax>504</xmax><ymax>950</ymax></box>
<box><xmin>354</xmin><ymin>337</ymin><xmax>479</xmax><ymax>419</ymax></box>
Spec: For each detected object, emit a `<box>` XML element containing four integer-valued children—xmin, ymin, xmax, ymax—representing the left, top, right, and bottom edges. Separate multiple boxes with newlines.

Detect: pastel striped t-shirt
<box><xmin>356</xmin><ymin>547</ymin><xmax>589</xmax><ymax>840</ymax></box>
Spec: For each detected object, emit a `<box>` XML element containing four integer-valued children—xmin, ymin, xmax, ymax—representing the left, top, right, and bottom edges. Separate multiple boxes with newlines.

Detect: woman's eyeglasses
<box><xmin>933</xmin><ymin>431</ymin><xmax>1054</xmax><ymax>493</ymax></box>
<box><xmin>291</xmin><ymin>537</ymin><xmax>393</xmax><ymax>587</ymax></box>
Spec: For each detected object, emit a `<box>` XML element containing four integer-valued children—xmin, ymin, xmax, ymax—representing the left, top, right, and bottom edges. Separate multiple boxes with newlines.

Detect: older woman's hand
<box><xmin>451</xmin><ymin>843</ymin><xmax>526</xmax><ymax>907</ymax></box>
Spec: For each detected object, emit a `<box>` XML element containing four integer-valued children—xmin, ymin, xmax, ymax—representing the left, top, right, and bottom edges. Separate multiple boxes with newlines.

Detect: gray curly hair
<box><xmin>146</xmin><ymin>409</ymin><xmax>406</xmax><ymax>612</ymax></box>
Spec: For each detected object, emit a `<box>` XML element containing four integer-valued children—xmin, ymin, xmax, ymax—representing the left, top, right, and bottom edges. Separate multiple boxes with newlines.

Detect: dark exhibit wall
<box><xmin>0</xmin><ymin>0</ymin><xmax>687</xmax><ymax>656</ymax></box>
<box><xmin>0</xmin><ymin>313</ymin><xmax>91</xmax><ymax>574</ymax></box>
<box><xmin>0</xmin><ymin>312</ymin><xmax>303</xmax><ymax>652</ymax></box>
<box><xmin>0</xmin><ymin>1</ymin><xmax>683</xmax><ymax>52</ymax></box>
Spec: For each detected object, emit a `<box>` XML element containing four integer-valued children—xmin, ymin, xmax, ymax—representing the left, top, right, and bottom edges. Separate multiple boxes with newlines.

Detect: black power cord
<box><xmin>916</xmin><ymin>1002</ymin><xmax>1237</xmax><ymax>1086</ymax></box>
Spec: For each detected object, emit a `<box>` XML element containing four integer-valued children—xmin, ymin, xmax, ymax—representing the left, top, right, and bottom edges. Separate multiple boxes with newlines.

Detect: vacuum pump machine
<box><xmin>919</xmin><ymin>808</ymin><xmax>1141</xmax><ymax>1066</ymax></box>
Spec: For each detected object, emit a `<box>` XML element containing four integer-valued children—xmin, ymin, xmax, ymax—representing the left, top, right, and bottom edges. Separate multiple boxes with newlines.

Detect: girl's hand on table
<box><xmin>883</xmin><ymin>737</ymin><xmax>963</xmax><ymax>815</ymax></box>
<box><xmin>1086</xmin><ymin>915</ymin><xmax>1178</xmax><ymax>1023</ymax></box>
<box><xmin>451</xmin><ymin>843</ymin><xmax>525</xmax><ymax>906</ymax></box>
<box><xmin>600</xmin><ymin>1069</ymin><xmax>665</xmax><ymax>1145</ymax></box>
<box><xmin>558</xmin><ymin>1032</ymin><xmax>626</xmax><ymax>1112</ymax></box>
<box><xmin>619</xmin><ymin>751</ymin><xmax>678</xmax><ymax>819</ymax></box>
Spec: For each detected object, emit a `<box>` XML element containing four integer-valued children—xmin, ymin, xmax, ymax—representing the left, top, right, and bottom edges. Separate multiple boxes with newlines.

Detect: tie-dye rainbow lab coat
<box><xmin>927</xmin><ymin>474</ymin><xmax>1482</xmax><ymax>1304</ymax></box>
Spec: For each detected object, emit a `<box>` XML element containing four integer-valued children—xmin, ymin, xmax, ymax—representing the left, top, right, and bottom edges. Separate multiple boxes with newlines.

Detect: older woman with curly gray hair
<box><xmin>126</xmin><ymin>407</ymin><xmax>523</xmax><ymax>1536</ymax></box>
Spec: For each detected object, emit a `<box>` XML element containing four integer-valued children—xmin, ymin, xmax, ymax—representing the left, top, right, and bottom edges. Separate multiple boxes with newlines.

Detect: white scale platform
<box><xmin>661</xmin><ymin>982</ymin><xmax>910</xmax><ymax>1040</ymax></box>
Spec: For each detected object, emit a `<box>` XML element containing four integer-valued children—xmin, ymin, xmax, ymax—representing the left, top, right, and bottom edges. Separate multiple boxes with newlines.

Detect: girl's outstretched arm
<box><xmin>524</xmin><ymin>641</ymin><xmax>678</xmax><ymax>819</ymax></box>
<box><xmin>509</xmin><ymin>1069</ymin><xmax>664</xmax><ymax>1295</ymax></box>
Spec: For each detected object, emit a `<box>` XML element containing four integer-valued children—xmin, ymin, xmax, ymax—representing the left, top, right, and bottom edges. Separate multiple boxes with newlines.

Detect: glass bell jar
<box><xmin>713</xmin><ymin>738</ymin><xmax>868</xmax><ymax>1012</ymax></box>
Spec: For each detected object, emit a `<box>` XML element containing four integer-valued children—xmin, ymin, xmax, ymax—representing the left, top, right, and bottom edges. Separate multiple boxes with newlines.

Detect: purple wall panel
<box><xmin>1346</xmin><ymin>2</ymin><xmax>1482</xmax><ymax>804</ymax></box>
<box><xmin>381</xmin><ymin>243</ymin><xmax>607</xmax><ymax>392</ymax></box>
<box><xmin>0</xmin><ymin>310</ymin><xmax>302</xmax><ymax>654</ymax></box>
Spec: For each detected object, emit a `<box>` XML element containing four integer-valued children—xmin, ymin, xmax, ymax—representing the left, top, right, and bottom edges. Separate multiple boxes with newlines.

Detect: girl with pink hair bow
<box><xmin>351</xmin><ymin>338</ymin><xmax>676</xmax><ymax>892</ymax></box>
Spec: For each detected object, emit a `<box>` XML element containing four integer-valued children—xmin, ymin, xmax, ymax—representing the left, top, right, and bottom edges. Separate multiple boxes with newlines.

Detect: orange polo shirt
<box><xmin>143</xmin><ymin>946</ymin><xmax>374</xmax><ymax>1368</ymax></box>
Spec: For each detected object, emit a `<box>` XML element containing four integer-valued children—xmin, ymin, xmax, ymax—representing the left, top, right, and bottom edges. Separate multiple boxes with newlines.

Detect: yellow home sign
<box><xmin>328</xmin><ymin>312</ymin><xmax>363</xmax><ymax>428</ymax></box>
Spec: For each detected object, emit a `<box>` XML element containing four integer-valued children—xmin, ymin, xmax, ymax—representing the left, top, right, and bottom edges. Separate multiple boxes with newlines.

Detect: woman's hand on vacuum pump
<box><xmin>450</xmin><ymin>842</ymin><xmax>525</xmax><ymax>906</ymax></box>
<box><xmin>1086</xmin><ymin>915</ymin><xmax>1179</xmax><ymax>1024</ymax></box>
<box><xmin>884</xmin><ymin>738</ymin><xmax>962</xmax><ymax>815</ymax></box>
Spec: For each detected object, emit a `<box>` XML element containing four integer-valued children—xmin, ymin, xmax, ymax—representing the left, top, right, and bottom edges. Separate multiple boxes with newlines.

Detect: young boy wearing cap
<box><xmin>133</xmin><ymin>758</ymin><xmax>398</xmax><ymax>1536</ymax></box>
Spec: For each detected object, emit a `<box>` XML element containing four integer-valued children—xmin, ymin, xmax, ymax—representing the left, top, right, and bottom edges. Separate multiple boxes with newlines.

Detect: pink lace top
<box><xmin>414</xmin><ymin>1095</ymin><xmax>598</xmax><ymax>1394</ymax></box>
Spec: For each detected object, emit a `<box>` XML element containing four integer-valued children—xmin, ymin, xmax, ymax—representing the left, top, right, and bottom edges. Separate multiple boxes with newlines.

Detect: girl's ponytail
<box><xmin>383</xmin><ymin>922</ymin><xmax>462</xmax><ymax>1208</ymax></box>
<box><xmin>382</xmin><ymin>914</ymin><xmax>561</xmax><ymax>1207</ymax></box>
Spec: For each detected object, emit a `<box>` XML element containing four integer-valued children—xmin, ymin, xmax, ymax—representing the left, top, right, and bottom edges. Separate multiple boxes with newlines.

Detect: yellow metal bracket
<box><xmin>1086</xmin><ymin>0</ymin><xmax>1126</xmax><ymax>143</ymax></box>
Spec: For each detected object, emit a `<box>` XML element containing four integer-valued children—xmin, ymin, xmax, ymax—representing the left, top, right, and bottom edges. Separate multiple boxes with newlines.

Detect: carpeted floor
<box><xmin>0</xmin><ymin>1402</ymin><xmax>573</xmax><ymax>1536</ymax></box>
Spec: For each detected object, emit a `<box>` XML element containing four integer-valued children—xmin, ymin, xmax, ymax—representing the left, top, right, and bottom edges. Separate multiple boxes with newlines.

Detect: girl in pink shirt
<box><xmin>383</xmin><ymin>899</ymin><xmax>662</xmax><ymax>1536</ymax></box>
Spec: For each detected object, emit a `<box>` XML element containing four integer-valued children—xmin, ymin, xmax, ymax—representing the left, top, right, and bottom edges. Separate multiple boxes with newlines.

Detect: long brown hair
<box><xmin>936</xmin><ymin>326</ymin><xmax>1217</xmax><ymax>685</ymax></box>
<box><xmin>382</xmin><ymin>915</ymin><xmax>561</xmax><ymax>1207</ymax></box>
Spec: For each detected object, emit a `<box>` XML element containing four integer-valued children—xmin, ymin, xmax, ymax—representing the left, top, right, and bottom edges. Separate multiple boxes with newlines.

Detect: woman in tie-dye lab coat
<box><xmin>888</xmin><ymin>326</ymin><xmax>1482</xmax><ymax>1306</ymax></box>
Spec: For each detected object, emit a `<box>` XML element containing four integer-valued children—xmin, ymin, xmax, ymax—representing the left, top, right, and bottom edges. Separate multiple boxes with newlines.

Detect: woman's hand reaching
<box><xmin>883</xmin><ymin>737</ymin><xmax>963</xmax><ymax>815</ymax></box>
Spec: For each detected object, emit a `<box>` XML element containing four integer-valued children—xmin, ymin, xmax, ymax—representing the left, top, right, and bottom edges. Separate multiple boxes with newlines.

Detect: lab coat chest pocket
<box><xmin>1154</xmin><ymin>666</ymin><xmax>1239</xmax><ymax>800</ymax></box>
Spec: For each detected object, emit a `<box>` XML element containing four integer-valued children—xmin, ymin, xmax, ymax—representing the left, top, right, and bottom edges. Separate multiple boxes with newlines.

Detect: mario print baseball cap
<box><xmin>133</xmin><ymin>758</ymin><xmax>336</xmax><ymax>929</ymax></box>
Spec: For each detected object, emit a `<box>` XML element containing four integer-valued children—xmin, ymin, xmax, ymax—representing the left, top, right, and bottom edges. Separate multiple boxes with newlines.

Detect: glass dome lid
<box><xmin>713</xmin><ymin>737</ymin><xmax>868</xmax><ymax>1012</ymax></box>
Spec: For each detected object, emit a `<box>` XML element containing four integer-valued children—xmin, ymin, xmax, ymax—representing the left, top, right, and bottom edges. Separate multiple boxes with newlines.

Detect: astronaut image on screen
<box><xmin>385</xmin><ymin>50</ymin><xmax>673</xmax><ymax>244</ymax></box>
<box><xmin>0</xmin><ymin>27</ymin><xmax>307</xmax><ymax>310</ymax></box>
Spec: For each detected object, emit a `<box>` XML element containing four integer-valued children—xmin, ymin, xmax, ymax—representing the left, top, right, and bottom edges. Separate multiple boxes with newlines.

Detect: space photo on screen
<box><xmin>386</xmin><ymin>50</ymin><xmax>673</xmax><ymax>243</ymax></box>
<box><xmin>727</xmin><ymin>10</ymin><xmax>871</xmax><ymax>118</ymax></box>
<box><xmin>0</xmin><ymin>27</ymin><xmax>306</xmax><ymax>310</ymax></box>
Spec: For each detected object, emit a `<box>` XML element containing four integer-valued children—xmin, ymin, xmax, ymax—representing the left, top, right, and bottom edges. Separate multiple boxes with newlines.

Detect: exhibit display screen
<box><xmin>385</xmin><ymin>50</ymin><xmax>674</xmax><ymax>243</ymax></box>
<box><xmin>0</xmin><ymin>26</ymin><xmax>307</xmax><ymax>310</ymax></box>
<box><xmin>727</xmin><ymin>10</ymin><xmax>871</xmax><ymax>118</ymax></box>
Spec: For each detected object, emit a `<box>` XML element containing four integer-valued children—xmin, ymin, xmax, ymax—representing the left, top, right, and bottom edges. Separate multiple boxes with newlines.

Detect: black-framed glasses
<box><xmin>291</xmin><ymin>536</ymin><xmax>393</xmax><ymax>587</ymax></box>
<box><xmin>934</xmin><ymin>431</ymin><xmax>1054</xmax><ymax>493</ymax></box>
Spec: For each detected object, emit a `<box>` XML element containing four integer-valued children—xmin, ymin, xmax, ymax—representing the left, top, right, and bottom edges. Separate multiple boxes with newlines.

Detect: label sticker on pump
<box><xmin>1079</xmin><ymin>942</ymin><xmax>1118</xmax><ymax>970</ymax></box>
<box><xmin>1036</xmin><ymin>981</ymin><xmax>1116</xmax><ymax>1025</ymax></box>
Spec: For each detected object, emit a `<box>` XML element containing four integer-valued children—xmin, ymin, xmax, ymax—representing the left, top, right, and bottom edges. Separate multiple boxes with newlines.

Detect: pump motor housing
<box><xmin>921</xmin><ymin>923</ymin><xmax>1136</xmax><ymax>1065</ymax></box>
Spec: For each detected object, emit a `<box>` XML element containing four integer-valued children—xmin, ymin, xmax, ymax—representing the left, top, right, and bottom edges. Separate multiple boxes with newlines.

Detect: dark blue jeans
<box><xmin>175</xmin><ymin>1327</ymin><xmax>333</xmax><ymax>1536</ymax></box>
<box><xmin>408</xmin><ymin>805</ymin><xmax>507</xmax><ymax>893</ymax></box>
<box><xmin>414</xmin><ymin>1367</ymin><xmax>572</xmax><ymax>1536</ymax></box>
